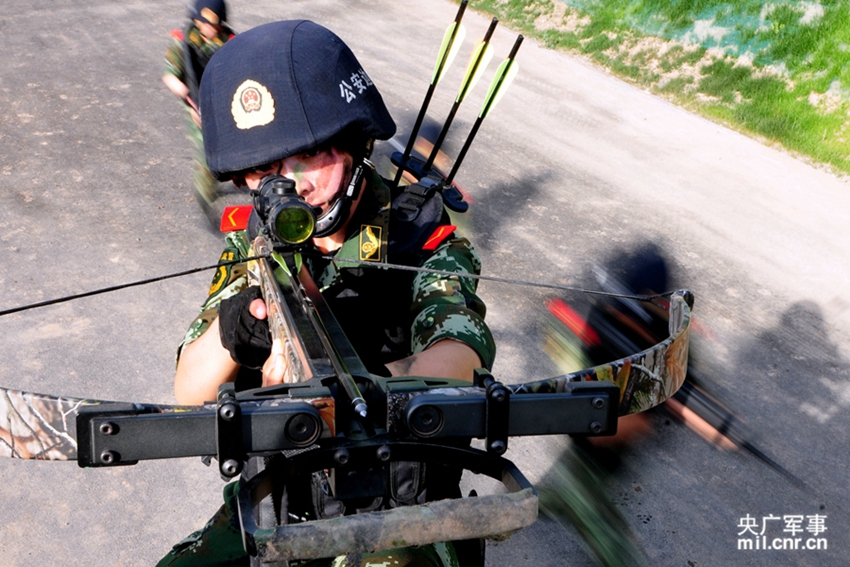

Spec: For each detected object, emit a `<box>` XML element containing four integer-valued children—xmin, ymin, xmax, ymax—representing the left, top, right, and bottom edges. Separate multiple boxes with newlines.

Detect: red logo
<box><xmin>240</xmin><ymin>87</ymin><xmax>262</xmax><ymax>112</ymax></box>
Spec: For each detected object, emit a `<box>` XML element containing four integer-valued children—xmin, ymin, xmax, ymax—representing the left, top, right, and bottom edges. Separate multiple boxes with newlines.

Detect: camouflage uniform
<box><xmin>163</xmin><ymin>25</ymin><xmax>232</xmax><ymax>209</ymax></box>
<box><xmin>161</xmin><ymin>171</ymin><xmax>493</xmax><ymax>566</ymax></box>
<box><xmin>178</xmin><ymin>168</ymin><xmax>496</xmax><ymax>372</ymax></box>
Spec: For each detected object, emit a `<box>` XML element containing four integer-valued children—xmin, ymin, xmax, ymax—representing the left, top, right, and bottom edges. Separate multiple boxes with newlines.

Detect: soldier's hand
<box><xmin>218</xmin><ymin>286</ymin><xmax>272</xmax><ymax>368</ymax></box>
<box><xmin>189</xmin><ymin>107</ymin><xmax>202</xmax><ymax>128</ymax></box>
<box><xmin>261</xmin><ymin>339</ymin><xmax>288</xmax><ymax>387</ymax></box>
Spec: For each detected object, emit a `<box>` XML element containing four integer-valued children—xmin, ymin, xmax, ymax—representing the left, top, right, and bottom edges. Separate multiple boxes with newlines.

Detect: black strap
<box><xmin>389</xmin><ymin>176</ymin><xmax>452</xmax><ymax>264</ymax></box>
<box><xmin>393</xmin><ymin>175</ymin><xmax>444</xmax><ymax>222</ymax></box>
<box><xmin>181</xmin><ymin>24</ymin><xmax>201</xmax><ymax>106</ymax></box>
<box><xmin>181</xmin><ymin>23</ymin><xmax>221</xmax><ymax>106</ymax></box>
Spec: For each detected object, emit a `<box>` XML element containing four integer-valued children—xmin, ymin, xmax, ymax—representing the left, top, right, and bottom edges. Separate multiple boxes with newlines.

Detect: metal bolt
<box><xmin>590</xmin><ymin>421</ymin><xmax>603</xmax><ymax>434</ymax></box>
<box><xmin>409</xmin><ymin>405</ymin><xmax>442</xmax><ymax>437</ymax></box>
<box><xmin>219</xmin><ymin>403</ymin><xmax>237</xmax><ymax>421</ymax></box>
<box><xmin>99</xmin><ymin>422</ymin><xmax>116</xmax><ymax>435</ymax></box>
<box><xmin>490</xmin><ymin>389</ymin><xmax>506</xmax><ymax>403</ymax></box>
<box><xmin>592</xmin><ymin>397</ymin><xmax>605</xmax><ymax>409</ymax></box>
<box><xmin>377</xmin><ymin>446</ymin><xmax>391</xmax><ymax>462</ymax></box>
<box><xmin>220</xmin><ymin>459</ymin><xmax>241</xmax><ymax>477</ymax></box>
<box><xmin>100</xmin><ymin>450</ymin><xmax>118</xmax><ymax>464</ymax></box>
<box><xmin>286</xmin><ymin>413</ymin><xmax>319</xmax><ymax>445</ymax></box>
<box><xmin>335</xmin><ymin>448</ymin><xmax>350</xmax><ymax>465</ymax></box>
<box><xmin>489</xmin><ymin>440</ymin><xmax>506</xmax><ymax>455</ymax></box>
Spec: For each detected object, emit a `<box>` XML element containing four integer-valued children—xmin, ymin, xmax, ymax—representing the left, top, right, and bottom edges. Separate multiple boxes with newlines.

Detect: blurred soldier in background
<box><xmin>162</xmin><ymin>0</ymin><xmax>234</xmax><ymax>224</ymax></box>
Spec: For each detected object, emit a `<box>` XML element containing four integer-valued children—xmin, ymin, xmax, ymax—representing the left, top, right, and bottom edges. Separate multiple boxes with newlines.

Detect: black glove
<box><xmin>218</xmin><ymin>286</ymin><xmax>272</xmax><ymax>369</ymax></box>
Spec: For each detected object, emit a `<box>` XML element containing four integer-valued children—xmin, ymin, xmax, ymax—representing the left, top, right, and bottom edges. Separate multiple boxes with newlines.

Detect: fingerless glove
<box><xmin>218</xmin><ymin>286</ymin><xmax>272</xmax><ymax>369</ymax></box>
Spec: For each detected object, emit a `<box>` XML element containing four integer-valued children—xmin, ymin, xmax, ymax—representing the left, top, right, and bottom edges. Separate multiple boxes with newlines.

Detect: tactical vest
<box><xmin>323</xmin><ymin>190</ymin><xmax>451</xmax><ymax>376</ymax></box>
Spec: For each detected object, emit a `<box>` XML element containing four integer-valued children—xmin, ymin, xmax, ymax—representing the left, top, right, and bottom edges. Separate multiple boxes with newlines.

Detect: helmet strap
<box><xmin>313</xmin><ymin>162</ymin><xmax>365</xmax><ymax>238</ymax></box>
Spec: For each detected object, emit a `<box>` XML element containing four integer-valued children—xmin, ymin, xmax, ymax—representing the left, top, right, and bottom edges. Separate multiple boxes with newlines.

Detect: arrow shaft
<box><xmin>423</xmin><ymin>18</ymin><xmax>499</xmax><ymax>175</ymax></box>
<box><xmin>446</xmin><ymin>35</ymin><xmax>523</xmax><ymax>185</ymax></box>
<box><xmin>422</xmin><ymin>102</ymin><xmax>461</xmax><ymax>174</ymax></box>
<box><xmin>446</xmin><ymin>116</ymin><xmax>482</xmax><ymax>184</ymax></box>
<box><xmin>392</xmin><ymin>1</ymin><xmax>468</xmax><ymax>188</ymax></box>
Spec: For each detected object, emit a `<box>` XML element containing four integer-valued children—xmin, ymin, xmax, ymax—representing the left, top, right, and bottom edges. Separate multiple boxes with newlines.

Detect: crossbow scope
<box><xmin>252</xmin><ymin>174</ymin><xmax>318</xmax><ymax>246</ymax></box>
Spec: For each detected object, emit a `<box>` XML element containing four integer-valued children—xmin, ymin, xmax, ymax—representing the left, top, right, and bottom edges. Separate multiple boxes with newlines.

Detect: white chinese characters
<box><xmin>339</xmin><ymin>69</ymin><xmax>374</xmax><ymax>103</ymax></box>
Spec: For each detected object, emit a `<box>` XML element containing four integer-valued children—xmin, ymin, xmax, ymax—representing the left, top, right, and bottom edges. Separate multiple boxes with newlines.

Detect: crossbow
<box><xmin>0</xmin><ymin>217</ymin><xmax>692</xmax><ymax>563</ymax></box>
<box><xmin>0</xmin><ymin>4</ymin><xmax>693</xmax><ymax>563</ymax></box>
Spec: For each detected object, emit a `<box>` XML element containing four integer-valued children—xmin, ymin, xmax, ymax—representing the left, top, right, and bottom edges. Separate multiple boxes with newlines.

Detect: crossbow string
<box><xmin>0</xmin><ymin>251</ymin><xmax>679</xmax><ymax>318</ymax></box>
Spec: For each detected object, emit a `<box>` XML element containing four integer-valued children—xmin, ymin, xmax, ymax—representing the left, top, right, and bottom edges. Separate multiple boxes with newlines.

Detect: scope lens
<box><xmin>273</xmin><ymin>204</ymin><xmax>315</xmax><ymax>244</ymax></box>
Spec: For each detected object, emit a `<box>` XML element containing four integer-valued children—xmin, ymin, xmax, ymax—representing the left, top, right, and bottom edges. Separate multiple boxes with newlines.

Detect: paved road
<box><xmin>1</xmin><ymin>1</ymin><xmax>847</xmax><ymax>565</ymax></box>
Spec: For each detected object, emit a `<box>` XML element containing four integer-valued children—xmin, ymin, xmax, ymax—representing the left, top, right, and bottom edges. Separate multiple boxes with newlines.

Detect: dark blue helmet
<box><xmin>199</xmin><ymin>20</ymin><xmax>396</xmax><ymax>181</ymax></box>
<box><xmin>192</xmin><ymin>0</ymin><xmax>227</xmax><ymax>26</ymax></box>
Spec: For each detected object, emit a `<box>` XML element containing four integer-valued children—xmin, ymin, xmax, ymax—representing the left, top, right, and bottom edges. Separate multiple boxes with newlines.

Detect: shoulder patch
<box><xmin>359</xmin><ymin>224</ymin><xmax>383</xmax><ymax>262</ymax></box>
<box><xmin>546</xmin><ymin>298</ymin><xmax>601</xmax><ymax>347</ymax></box>
<box><xmin>209</xmin><ymin>250</ymin><xmax>236</xmax><ymax>295</ymax></box>
<box><xmin>220</xmin><ymin>205</ymin><xmax>253</xmax><ymax>232</ymax></box>
<box><xmin>422</xmin><ymin>225</ymin><xmax>457</xmax><ymax>251</ymax></box>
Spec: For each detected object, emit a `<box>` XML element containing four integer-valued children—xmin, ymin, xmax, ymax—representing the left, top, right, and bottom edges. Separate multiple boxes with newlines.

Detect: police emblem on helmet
<box><xmin>241</xmin><ymin>88</ymin><xmax>261</xmax><ymax>112</ymax></box>
<box><xmin>231</xmin><ymin>80</ymin><xmax>275</xmax><ymax>130</ymax></box>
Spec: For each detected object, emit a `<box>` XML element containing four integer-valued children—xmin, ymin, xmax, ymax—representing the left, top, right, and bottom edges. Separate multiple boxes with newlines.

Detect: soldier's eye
<box><xmin>300</xmin><ymin>143</ymin><xmax>332</xmax><ymax>160</ymax></box>
<box><xmin>232</xmin><ymin>173</ymin><xmax>247</xmax><ymax>188</ymax></box>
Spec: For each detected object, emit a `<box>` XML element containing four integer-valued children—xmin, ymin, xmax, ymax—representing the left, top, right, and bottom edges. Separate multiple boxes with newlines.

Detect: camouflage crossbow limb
<box><xmin>0</xmin><ymin>252</ymin><xmax>693</xmax><ymax>463</ymax></box>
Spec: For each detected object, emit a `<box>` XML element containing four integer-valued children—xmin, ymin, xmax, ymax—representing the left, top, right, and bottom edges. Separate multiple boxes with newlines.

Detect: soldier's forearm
<box><xmin>174</xmin><ymin>317</ymin><xmax>240</xmax><ymax>405</ymax></box>
<box><xmin>162</xmin><ymin>74</ymin><xmax>189</xmax><ymax>101</ymax></box>
<box><xmin>386</xmin><ymin>339</ymin><xmax>482</xmax><ymax>382</ymax></box>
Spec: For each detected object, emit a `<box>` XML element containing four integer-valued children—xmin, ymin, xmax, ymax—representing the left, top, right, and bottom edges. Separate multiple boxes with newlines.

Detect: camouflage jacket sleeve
<box><xmin>409</xmin><ymin>236</ymin><xmax>496</xmax><ymax>370</ymax></box>
<box><xmin>177</xmin><ymin>231</ymin><xmax>252</xmax><ymax>358</ymax></box>
<box><xmin>163</xmin><ymin>33</ymin><xmax>185</xmax><ymax>80</ymax></box>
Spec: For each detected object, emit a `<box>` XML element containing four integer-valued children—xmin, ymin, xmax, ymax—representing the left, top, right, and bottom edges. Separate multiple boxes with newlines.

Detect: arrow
<box><xmin>446</xmin><ymin>34</ymin><xmax>523</xmax><ymax>185</ymax></box>
<box><xmin>421</xmin><ymin>17</ymin><xmax>499</xmax><ymax>176</ymax></box>
<box><xmin>391</xmin><ymin>0</ymin><xmax>469</xmax><ymax>188</ymax></box>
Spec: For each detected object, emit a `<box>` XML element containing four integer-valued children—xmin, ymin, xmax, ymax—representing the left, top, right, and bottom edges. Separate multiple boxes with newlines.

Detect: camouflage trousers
<box><xmin>157</xmin><ymin>482</ymin><xmax>462</xmax><ymax>567</ymax></box>
<box><xmin>156</xmin><ymin>481</ymin><xmax>248</xmax><ymax>567</ymax></box>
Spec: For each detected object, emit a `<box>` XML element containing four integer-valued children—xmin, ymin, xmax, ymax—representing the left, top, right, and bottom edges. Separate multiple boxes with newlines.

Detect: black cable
<box><xmin>320</xmin><ymin>255</ymin><xmax>675</xmax><ymax>303</ymax></box>
<box><xmin>0</xmin><ymin>251</ymin><xmax>678</xmax><ymax>319</ymax></box>
<box><xmin>0</xmin><ymin>254</ymin><xmax>270</xmax><ymax>318</ymax></box>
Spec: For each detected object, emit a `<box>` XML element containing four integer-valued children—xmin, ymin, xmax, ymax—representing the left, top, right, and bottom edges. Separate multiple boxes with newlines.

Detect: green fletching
<box><xmin>480</xmin><ymin>58</ymin><xmax>519</xmax><ymax>118</ymax></box>
<box><xmin>271</xmin><ymin>251</ymin><xmax>301</xmax><ymax>277</ymax></box>
<box><xmin>456</xmin><ymin>41</ymin><xmax>493</xmax><ymax>103</ymax></box>
<box><xmin>431</xmin><ymin>23</ymin><xmax>466</xmax><ymax>85</ymax></box>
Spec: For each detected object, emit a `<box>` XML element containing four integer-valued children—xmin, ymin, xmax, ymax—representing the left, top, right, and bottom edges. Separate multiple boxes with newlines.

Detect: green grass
<box><xmin>470</xmin><ymin>0</ymin><xmax>850</xmax><ymax>175</ymax></box>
